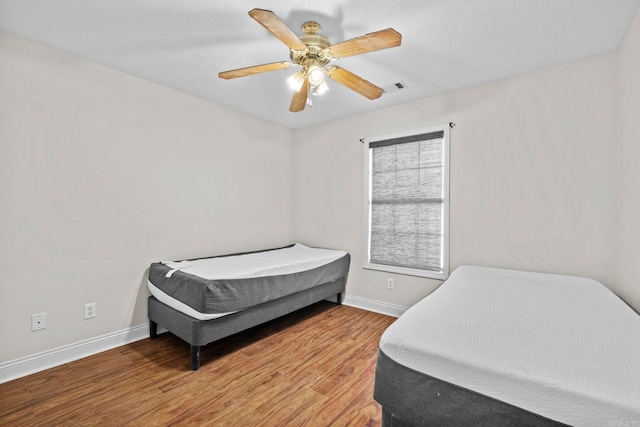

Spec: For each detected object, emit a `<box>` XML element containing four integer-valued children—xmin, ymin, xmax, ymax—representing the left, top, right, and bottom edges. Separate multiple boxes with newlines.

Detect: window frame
<box><xmin>362</xmin><ymin>123</ymin><xmax>450</xmax><ymax>280</ymax></box>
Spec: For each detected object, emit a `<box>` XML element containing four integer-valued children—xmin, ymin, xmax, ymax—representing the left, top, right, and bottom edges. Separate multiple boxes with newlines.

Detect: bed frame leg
<box><xmin>191</xmin><ymin>345</ymin><xmax>201</xmax><ymax>371</ymax></box>
<box><xmin>149</xmin><ymin>320</ymin><xmax>158</xmax><ymax>340</ymax></box>
<box><xmin>337</xmin><ymin>292</ymin><xmax>343</xmax><ymax>305</ymax></box>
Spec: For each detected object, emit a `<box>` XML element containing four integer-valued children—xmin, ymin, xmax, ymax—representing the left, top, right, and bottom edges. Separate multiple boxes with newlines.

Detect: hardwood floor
<box><xmin>0</xmin><ymin>302</ymin><xmax>396</xmax><ymax>426</ymax></box>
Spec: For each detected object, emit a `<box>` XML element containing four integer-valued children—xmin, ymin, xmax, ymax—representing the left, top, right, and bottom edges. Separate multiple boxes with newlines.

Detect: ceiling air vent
<box><xmin>382</xmin><ymin>81</ymin><xmax>408</xmax><ymax>94</ymax></box>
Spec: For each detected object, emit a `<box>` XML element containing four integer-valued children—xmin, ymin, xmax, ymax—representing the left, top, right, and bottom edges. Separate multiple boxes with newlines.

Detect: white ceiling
<box><xmin>1</xmin><ymin>1</ymin><xmax>638</xmax><ymax>129</ymax></box>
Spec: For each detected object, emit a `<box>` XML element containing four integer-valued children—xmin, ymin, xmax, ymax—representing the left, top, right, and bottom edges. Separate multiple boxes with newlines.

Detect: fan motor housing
<box><xmin>290</xmin><ymin>21</ymin><xmax>332</xmax><ymax>67</ymax></box>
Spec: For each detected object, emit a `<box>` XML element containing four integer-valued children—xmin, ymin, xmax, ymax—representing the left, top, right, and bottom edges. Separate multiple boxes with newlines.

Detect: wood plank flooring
<box><xmin>0</xmin><ymin>302</ymin><xmax>396</xmax><ymax>426</ymax></box>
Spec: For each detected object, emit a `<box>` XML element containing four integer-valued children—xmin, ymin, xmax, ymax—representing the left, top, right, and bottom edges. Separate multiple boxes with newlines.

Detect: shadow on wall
<box><xmin>128</xmin><ymin>267</ymin><xmax>153</xmax><ymax>330</ymax></box>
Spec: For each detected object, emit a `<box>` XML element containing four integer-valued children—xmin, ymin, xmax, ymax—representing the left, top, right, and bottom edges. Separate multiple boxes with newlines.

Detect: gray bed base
<box><xmin>374</xmin><ymin>350</ymin><xmax>569</xmax><ymax>427</ymax></box>
<box><xmin>148</xmin><ymin>278</ymin><xmax>345</xmax><ymax>370</ymax></box>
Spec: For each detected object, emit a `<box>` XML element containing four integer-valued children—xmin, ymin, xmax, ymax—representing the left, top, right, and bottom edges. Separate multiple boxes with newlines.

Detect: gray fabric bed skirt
<box><xmin>148</xmin><ymin>278</ymin><xmax>345</xmax><ymax>348</ymax></box>
<box><xmin>148</xmin><ymin>277</ymin><xmax>346</xmax><ymax>370</ymax></box>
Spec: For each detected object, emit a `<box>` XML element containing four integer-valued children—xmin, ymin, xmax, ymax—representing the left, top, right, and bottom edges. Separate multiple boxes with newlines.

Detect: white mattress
<box><xmin>148</xmin><ymin>243</ymin><xmax>347</xmax><ymax>320</ymax></box>
<box><xmin>147</xmin><ymin>282</ymin><xmax>236</xmax><ymax>321</ymax></box>
<box><xmin>379</xmin><ymin>265</ymin><xmax>640</xmax><ymax>426</ymax></box>
<box><xmin>160</xmin><ymin>243</ymin><xmax>346</xmax><ymax>279</ymax></box>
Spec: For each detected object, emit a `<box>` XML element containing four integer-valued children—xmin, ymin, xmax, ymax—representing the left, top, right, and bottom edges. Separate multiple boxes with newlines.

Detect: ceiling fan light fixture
<box><xmin>286</xmin><ymin>70</ymin><xmax>305</xmax><ymax>92</ymax></box>
<box><xmin>307</xmin><ymin>65</ymin><xmax>325</xmax><ymax>86</ymax></box>
<box><xmin>313</xmin><ymin>80</ymin><xmax>329</xmax><ymax>96</ymax></box>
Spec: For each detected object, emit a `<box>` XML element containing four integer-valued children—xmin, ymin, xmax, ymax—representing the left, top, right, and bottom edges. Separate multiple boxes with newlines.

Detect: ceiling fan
<box><xmin>218</xmin><ymin>8</ymin><xmax>402</xmax><ymax>112</ymax></box>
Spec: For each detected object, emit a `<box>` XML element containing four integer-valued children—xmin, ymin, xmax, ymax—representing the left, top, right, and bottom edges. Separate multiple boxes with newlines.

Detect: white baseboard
<box><xmin>343</xmin><ymin>294</ymin><xmax>407</xmax><ymax>318</ymax></box>
<box><xmin>0</xmin><ymin>323</ymin><xmax>155</xmax><ymax>384</ymax></box>
<box><xmin>1</xmin><ymin>296</ymin><xmax>402</xmax><ymax>384</ymax></box>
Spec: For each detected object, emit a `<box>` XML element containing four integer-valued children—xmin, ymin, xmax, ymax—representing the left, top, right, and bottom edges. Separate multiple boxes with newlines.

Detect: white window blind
<box><xmin>363</xmin><ymin>124</ymin><xmax>450</xmax><ymax>279</ymax></box>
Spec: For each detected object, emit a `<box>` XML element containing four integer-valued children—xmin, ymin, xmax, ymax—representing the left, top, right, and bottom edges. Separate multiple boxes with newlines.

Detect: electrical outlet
<box><xmin>84</xmin><ymin>303</ymin><xmax>96</xmax><ymax>319</ymax></box>
<box><xmin>387</xmin><ymin>278</ymin><xmax>395</xmax><ymax>290</ymax></box>
<box><xmin>32</xmin><ymin>313</ymin><xmax>47</xmax><ymax>331</ymax></box>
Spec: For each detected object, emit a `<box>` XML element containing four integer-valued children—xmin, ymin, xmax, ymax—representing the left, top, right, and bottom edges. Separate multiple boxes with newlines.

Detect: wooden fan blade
<box><xmin>248</xmin><ymin>9</ymin><xmax>307</xmax><ymax>51</ymax></box>
<box><xmin>326</xmin><ymin>66</ymin><xmax>383</xmax><ymax>100</ymax></box>
<box><xmin>218</xmin><ymin>61</ymin><xmax>291</xmax><ymax>79</ymax></box>
<box><xmin>328</xmin><ymin>28</ymin><xmax>401</xmax><ymax>59</ymax></box>
<box><xmin>289</xmin><ymin>77</ymin><xmax>310</xmax><ymax>112</ymax></box>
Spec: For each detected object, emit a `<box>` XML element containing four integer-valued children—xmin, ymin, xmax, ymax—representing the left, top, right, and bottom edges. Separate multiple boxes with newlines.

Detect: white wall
<box><xmin>293</xmin><ymin>53</ymin><xmax>619</xmax><ymax>309</ymax></box>
<box><xmin>0</xmin><ymin>32</ymin><xmax>295</xmax><ymax>362</ymax></box>
<box><xmin>616</xmin><ymin>8</ymin><xmax>640</xmax><ymax>311</ymax></box>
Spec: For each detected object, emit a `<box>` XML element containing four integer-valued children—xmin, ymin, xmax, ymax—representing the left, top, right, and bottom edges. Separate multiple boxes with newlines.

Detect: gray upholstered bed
<box><xmin>147</xmin><ymin>243</ymin><xmax>350</xmax><ymax>370</ymax></box>
<box><xmin>374</xmin><ymin>266</ymin><xmax>640</xmax><ymax>426</ymax></box>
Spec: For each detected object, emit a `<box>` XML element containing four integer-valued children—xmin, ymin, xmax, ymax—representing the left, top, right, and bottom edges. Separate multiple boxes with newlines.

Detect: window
<box><xmin>363</xmin><ymin>123</ymin><xmax>450</xmax><ymax>280</ymax></box>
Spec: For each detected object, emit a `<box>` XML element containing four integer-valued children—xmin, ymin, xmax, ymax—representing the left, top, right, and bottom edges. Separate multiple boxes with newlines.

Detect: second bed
<box><xmin>147</xmin><ymin>243</ymin><xmax>350</xmax><ymax>370</ymax></box>
<box><xmin>374</xmin><ymin>265</ymin><xmax>640</xmax><ymax>426</ymax></box>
